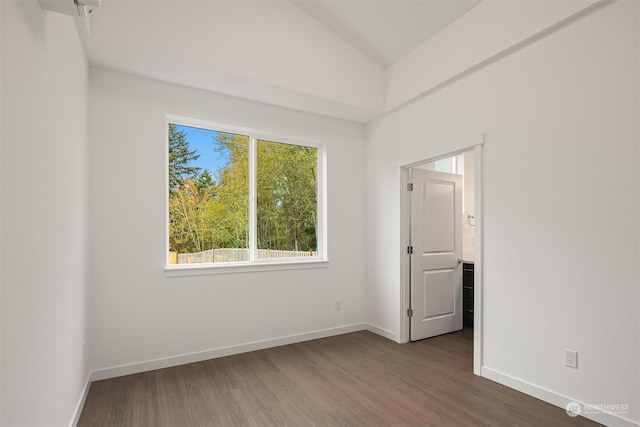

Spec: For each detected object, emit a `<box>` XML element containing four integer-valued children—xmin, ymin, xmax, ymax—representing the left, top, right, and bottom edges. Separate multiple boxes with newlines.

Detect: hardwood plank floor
<box><xmin>78</xmin><ymin>329</ymin><xmax>601</xmax><ymax>426</ymax></box>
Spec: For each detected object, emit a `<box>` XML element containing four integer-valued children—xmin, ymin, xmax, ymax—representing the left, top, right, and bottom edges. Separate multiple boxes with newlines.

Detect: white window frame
<box><xmin>165</xmin><ymin>115</ymin><xmax>328</xmax><ymax>277</ymax></box>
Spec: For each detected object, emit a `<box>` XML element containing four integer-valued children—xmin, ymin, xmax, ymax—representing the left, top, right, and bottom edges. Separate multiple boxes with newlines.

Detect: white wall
<box><xmin>84</xmin><ymin>0</ymin><xmax>385</xmax><ymax>122</ymax></box>
<box><xmin>384</xmin><ymin>0</ymin><xmax>599</xmax><ymax>111</ymax></box>
<box><xmin>0</xmin><ymin>0</ymin><xmax>4</xmax><ymax>420</ymax></box>
<box><xmin>88</xmin><ymin>69</ymin><xmax>366</xmax><ymax>374</ymax></box>
<box><xmin>366</xmin><ymin>1</ymin><xmax>639</xmax><ymax>424</ymax></box>
<box><xmin>0</xmin><ymin>1</ymin><xmax>89</xmax><ymax>425</ymax></box>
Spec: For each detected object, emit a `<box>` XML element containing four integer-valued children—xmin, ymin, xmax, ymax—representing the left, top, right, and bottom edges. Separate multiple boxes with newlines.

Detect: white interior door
<box><xmin>410</xmin><ymin>168</ymin><xmax>463</xmax><ymax>341</ymax></box>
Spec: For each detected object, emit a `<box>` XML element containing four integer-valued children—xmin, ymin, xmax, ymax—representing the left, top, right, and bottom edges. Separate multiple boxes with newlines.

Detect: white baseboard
<box><xmin>365</xmin><ymin>323</ymin><xmax>398</xmax><ymax>342</ymax></box>
<box><xmin>482</xmin><ymin>367</ymin><xmax>639</xmax><ymax>427</ymax></box>
<box><xmin>69</xmin><ymin>373</ymin><xmax>91</xmax><ymax>427</ymax></box>
<box><xmin>91</xmin><ymin>323</ymin><xmax>367</xmax><ymax>381</ymax></box>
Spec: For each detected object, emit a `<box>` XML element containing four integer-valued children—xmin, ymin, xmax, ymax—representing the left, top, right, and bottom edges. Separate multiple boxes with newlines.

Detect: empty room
<box><xmin>1</xmin><ymin>0</ymin><xmax>638</xmax><ymax>426</ymax></box>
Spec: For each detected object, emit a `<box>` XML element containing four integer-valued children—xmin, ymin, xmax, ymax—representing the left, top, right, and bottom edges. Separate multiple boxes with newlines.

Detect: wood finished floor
<box><xmin>78</xmin><ymin>329</ymin><xmax>601</xmax><ymax>426</ymax></box>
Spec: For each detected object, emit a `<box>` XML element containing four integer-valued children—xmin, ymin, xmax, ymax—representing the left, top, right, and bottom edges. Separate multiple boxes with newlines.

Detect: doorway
<box><xmin>400</xmin><ymin>137</ymin><xmax>483</xmax><ymax>375</ymax></box>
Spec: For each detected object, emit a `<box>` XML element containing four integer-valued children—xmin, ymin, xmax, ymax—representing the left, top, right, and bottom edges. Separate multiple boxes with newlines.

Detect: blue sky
<box><xmin>175</xmin><ymin>125</ymin><xmax>229</xmax><ymax>181</ymax></box>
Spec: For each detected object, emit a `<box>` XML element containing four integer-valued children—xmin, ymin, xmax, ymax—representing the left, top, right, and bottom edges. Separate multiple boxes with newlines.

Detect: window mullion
<box><xmin>249</xmin><ymin>136</ymin><xmax>257</xmax><ymax>261</ymax></box>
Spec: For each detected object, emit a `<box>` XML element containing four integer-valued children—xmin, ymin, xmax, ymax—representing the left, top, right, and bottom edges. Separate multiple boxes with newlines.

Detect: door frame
<box><xmin>399</xmin><ymin>134</ymin><xmax>484</xmax><ymax>376</ymax></box>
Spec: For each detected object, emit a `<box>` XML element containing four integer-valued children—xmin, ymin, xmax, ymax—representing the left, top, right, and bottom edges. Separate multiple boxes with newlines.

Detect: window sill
<box><xmin>165</xmin><ymin>259</ymin><xmax>329</xmax><ymax>277</ymax></box>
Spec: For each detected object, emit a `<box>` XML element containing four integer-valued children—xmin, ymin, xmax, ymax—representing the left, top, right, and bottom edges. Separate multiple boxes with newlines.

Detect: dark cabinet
<box><xmin>463</xmin><ymin>262</ymin><xmax>474</xmax><ymax>327</ymax></box>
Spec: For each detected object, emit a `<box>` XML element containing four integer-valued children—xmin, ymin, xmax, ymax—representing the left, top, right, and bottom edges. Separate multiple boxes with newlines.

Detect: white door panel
<box><xmin>422</xmin><ymin>180</ymin><xmax>455</xmax><ymax>253</ymax></box>
<box><xmin>410</xmin><ymin>169</ymin><xmax>463</xmax><ymax>341</ymax></box>
<box><xmin>422</xmin><ymin>269</ymin><xmax>455</xmax><ymax>320</ymax></box>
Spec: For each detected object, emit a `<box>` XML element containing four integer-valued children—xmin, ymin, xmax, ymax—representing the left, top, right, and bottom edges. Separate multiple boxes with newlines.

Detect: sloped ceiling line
<box><xmin>76</xmin><ymin>0</ymin><xmax>603</xmax><ymax>123</ymax></box>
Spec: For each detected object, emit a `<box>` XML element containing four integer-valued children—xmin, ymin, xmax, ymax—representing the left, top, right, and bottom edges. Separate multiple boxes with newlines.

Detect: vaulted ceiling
<box><xmin>75</xmin><ymin>0</ymin><xmax>599</xmax><ymax>122</ymax></box>
<box><xmin>292</xmin><ymin>1</ymin><xmax>480</xmax><ymax>67</ymax></box>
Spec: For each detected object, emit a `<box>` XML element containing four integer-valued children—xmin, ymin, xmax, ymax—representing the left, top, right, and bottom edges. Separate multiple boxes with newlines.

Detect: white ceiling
<box><xmin>293</xmin><ymin>0</ymin><xmax>481</xmax><ymax>67</ymax></box>
<box><xmin>78</xmin><ymin>0</ymin><xmax>482</xmax><ymax>121</ymax></box>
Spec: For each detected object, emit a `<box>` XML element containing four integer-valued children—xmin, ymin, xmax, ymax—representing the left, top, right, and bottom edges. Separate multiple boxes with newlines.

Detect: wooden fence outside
<box><xmin>169</xmin><ymin>248</ymin><xmax>317</xmax><ymax>264</ymax></box>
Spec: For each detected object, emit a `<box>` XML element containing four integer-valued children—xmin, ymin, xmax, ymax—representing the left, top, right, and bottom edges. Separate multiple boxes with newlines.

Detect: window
<box><xmin>421</xmin><ymin>155</ymin><xmax>463</xmax><ymax>175</ymax></box>
<box><xmin>166</xmin><ymin>119</ymin><xmax>325</xmax><ymax>271</ymax></box>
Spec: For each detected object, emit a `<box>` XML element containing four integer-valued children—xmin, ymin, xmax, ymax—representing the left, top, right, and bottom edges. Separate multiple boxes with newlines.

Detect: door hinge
<box><xmin>407</xmin><ymin>308</ymin><xmax>414</xmax><ymax>317</ymax></box>
<box><xmin>407</xmin><ymin>246</ymin><xmax>413</xmax><ymax>254</ymax></box>
<box><xmin>407</xmin><ymin>183</ymin><xmax>413</xmax><ymax>191</ymax></box>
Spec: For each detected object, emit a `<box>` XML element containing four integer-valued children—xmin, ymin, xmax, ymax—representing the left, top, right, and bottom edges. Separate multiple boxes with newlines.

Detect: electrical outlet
<box><xmin>565</xmin><ymin>349</ymin><xmax>578</xmax><ymax>369</ymax></box>
<box><xmin>335</xmin><ymin>300</ymin><xmax>342</xmax><ymax>311</ymax></box>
